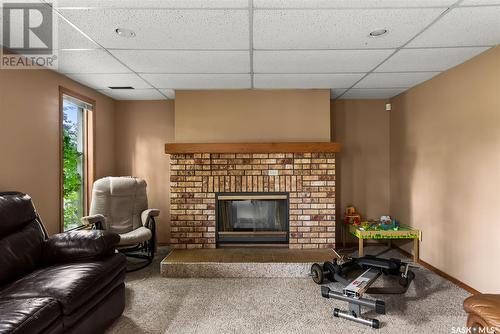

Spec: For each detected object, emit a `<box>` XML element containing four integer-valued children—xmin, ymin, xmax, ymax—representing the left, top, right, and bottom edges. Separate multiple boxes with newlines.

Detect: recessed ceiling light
<box><xmin>369</xmin><ymin>29</ymin><xmax>388</xmax><ymax>37</ymax></box>
<box><xmin>115</xmin><ymin>28</ymin><xmax>135</xmax><ymax>38</ymax></box>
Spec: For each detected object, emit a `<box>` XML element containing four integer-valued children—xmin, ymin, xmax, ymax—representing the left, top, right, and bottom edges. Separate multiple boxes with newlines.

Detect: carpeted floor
<box><xmin>106</xmin><ymin>246</ymin><xmax>470</xmax><ymax>334</ymax></box>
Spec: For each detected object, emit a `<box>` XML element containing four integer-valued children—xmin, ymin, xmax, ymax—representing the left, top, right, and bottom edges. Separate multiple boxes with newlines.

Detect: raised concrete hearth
<box><xmin>160</xmin><ymin>248</ymin><xmax>335</xmax><ymax>278</ymax></box>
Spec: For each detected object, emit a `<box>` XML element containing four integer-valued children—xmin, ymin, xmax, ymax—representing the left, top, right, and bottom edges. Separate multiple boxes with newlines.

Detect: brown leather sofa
<box><xmin>0</xmin><ymin>192</ymin><xmax>126</xmax><ymax>334</ymax></box>
<box><xmin>464</xmin><ymin>294</ymin><xmax>500</xmax><ymax>333</ymax></box>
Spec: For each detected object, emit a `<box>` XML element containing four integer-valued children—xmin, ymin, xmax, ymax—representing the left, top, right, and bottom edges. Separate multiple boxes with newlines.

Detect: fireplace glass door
<box><xmin>216</xmin><ymin>193</ymin><xmax>289</xmax><ymax>245</ymax></box>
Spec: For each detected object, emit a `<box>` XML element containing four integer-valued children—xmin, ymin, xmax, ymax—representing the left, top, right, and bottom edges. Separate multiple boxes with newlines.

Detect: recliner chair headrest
<box><xmin>93</xmin><ymin>177</ymin><xmax>147</xmax><ymax>196</ymax></box>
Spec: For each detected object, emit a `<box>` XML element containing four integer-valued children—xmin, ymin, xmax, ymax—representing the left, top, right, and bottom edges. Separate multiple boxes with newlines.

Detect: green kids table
<box><xmin>343</xmin><ymin>223</ymin><xmax>421</xmax><ymax>263</ymax></box>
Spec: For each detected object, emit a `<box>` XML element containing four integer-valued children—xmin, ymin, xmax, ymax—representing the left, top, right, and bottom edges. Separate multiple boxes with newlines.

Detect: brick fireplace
<box><xmin>168</xmin><ymin>144</ymin><xmax>338</xmax><ymax>250</ymax></box>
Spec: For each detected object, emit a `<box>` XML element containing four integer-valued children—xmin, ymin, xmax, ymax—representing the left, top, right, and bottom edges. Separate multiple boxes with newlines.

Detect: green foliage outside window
<box><xmin>63</xmin><ymin>111</ymin><xmax>83</xmax><ymax>230</ymax></box>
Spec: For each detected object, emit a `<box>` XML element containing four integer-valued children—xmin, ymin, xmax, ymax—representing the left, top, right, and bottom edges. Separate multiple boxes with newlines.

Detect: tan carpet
<box><xmin>106</xmin><ymin>246</ymin><xmax>469</xmax><ymax>334</ymax></box>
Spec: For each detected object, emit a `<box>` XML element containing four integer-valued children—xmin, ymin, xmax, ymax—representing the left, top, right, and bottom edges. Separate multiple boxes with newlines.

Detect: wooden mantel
<box><xmin>164</xmin><ymin>142</ymin><xmax>341</xmax><ymax>154</ymax></box>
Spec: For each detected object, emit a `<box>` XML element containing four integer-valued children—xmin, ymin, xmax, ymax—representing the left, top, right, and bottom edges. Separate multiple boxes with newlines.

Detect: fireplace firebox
<box><xmin>216</xmin><ymin>193</ymin><xmax>289</xmax><ymax>246</ymax></box>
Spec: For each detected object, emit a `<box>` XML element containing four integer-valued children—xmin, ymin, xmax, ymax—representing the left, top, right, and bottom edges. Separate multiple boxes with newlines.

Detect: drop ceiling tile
<box><xmin>460</xmin><ymin>0</ymin><xmax>500</xmax><ymax>5</ymax></box>
<box><xmin>408</xmin><ymin>7</ymin><xmax>500</xmax><ymax>47</ymax></box>
<box><xmin>254</xmin><ymin>50</ymin><xmax>394</xmax><ymax>73</ymax></box>
<box><xmin>0</xmin><ymin>0</ymin><xmax>37</xmax><ymax>5</ymax></box>
<box><xmin>0</xmin><ymin>3</ymin><xmax>97</xmax><ymax>51</ymax></box>
<box><xmin>57</xmin><ymin>17</ymin><xmax>99</xmax><ymax>50</ymax></box>
<box><xmin>354</xmin><ymin>72</ymin><xmax>440</xmax><ymax>88</ymax></box>
<box><xmin>408</xmin><ymin>6</ymin><xmax>500</xmax><ymax>47</ymax></box>
<box><xmin>99</xmin><ymin>89</ymin><xmax>165</xmax><ymax>100</ymax></box>
<box><xmin>111</xmin><ymin>50</ymin><xmax>250</xmax><ymax>73</ymax></box>
<box><xmin>58</xmin><ymin>49</ymin><xmax>130</xmax><ymax>74</ymax></box>
<box><xmin>56</xmin><ymin>0</ymin><xmax>248</xmax><ymax>8</ymax></box>
<box><xmin>254</xmin><ymin>8</ymin><xmax>443</xmax><ymax>49</ymax></box>
<box><xmin>142</xmin><ymin>74</ymin><xmax>251</xmax><ymax>89</ymax></box>
<box><xmin>254</xmin><ymin>0</ymin><xmax>455</xmax><ymax>8</ymax></box>
<box><xmin>375</xmin><ymin>47</ymin><xmax>489</xmax><ymax>72</ymax></box>
<box><xmin>254</xmin><ymin>74</ymin><xmax>363</xmax><ymax>89</ymax></box>
<box><xmin>160</xmin><ymin>89</ymin><xmax>176</xmax><ymax>99</ymax></box>
<box><xmin>331</xmin><ymin>88</ymin><xmax>349</xmax><ymax>99</ymax></box>
<box><xmin>340</xmin><ymin>88</ymin><xmax>407</xmax><ymax>99</ymax></box>
<box><xmin>66</xmin><ymin>73</ymin><xmax>152</xmax><ymax>90</ymax></box>
<box><xmin>0</xmin><ymin>5</ymin><xmax>95</xmax><ymax>51</ymax></box>
<box><xmin>59</xmin><ymin>9</ymin><xmax>249</xmax><ymax>49</ymax></box>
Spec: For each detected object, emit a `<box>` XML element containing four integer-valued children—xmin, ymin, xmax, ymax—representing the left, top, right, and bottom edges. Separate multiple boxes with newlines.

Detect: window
<box><xmin>60</xmin><ymin>88</ymin><xmax>94</xmax><ymax>231</ymax></box>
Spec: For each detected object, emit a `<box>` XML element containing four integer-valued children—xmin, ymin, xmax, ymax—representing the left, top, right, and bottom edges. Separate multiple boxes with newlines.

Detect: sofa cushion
<box><xmin>65</xmin><ymin>284</ymin><xmax>125</xmax><ymax>334</ymax></box>
<box><xmin>464</xmin><ymin>294</ymin><xmax>500</xmax><ymax>330</ymax></box>
<box><xmin>0</xmin><ymin>193</ymin><xmax>46</xmax><ymax>285</ymax></box>
<box><xmin>0</xmin><ymin>297</ymin><xmax>61</xmax><ymax>334</ymax></box>
<box><xmin>0</xmin><ymin>254</ymin><xmax>126</xmax><ymax>316</ymax></box>
<box><xmin>0</xmin><ymin>223</ymin><xmax>45</xmax><ymax>286</ymax></box>
<box><xmin>62</xmin><ymin>277</ymin><xmax>125</xmax><ymax>328</ymax></box>
<box><xmin>118</xmin><ymin>226</ymin><xmax>152</xmax><ymax>246</ymax></box>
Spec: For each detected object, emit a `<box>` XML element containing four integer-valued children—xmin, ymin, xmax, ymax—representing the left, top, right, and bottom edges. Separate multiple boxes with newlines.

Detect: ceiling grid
<box><xmin>33</xmin><ymin>0</ymin><xmax>499</xmax><ymax>100</ymax></box>
<box><xmin>336</xmin><ymin>0</ymin><xmax>465</xmax><ymax>99</ymax></box>
<box><xmin>249</xmin><ymin>0</ymin><xmax>255</xmax><ymax>88</ymax></box>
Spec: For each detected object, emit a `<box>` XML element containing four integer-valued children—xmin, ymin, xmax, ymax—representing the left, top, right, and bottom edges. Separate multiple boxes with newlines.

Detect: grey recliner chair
<box><xmin>82</xmin><ymin>176</ymin><xmax>159</xmax><ymax>271</ymax></box>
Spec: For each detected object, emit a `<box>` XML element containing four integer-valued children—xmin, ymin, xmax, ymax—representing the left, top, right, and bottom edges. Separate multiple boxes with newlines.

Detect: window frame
<box><xmin>59</xmin><ymin>86</ymin><xmax>96</xmax><ymax>232</ymax></box>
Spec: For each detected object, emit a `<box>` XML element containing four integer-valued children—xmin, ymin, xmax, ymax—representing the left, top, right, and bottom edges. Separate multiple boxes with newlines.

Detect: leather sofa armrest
<box><xmin>81</xmin><ymin>214</ymin><xmax>105</xmax><ymax>229</ymax></box>
<box><xmin>463</xmin><ymin>294</ymin><xmax>500</xmax><ymax>331</ymax></box>
<box><xmin>43</xmin><ymin>230</ymin><xmax>120</xmax><ymax>264</ymax></box>
<box><xmin>141</xmin><ymin>209</ymin><xmax>160</xmax><ymax>227</ymax></box>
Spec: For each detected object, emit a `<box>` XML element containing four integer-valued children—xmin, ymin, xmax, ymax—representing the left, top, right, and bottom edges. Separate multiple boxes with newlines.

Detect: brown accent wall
<box><xmin>114</xmin><ymin>100</ymin><xmax>175</xmax><ymax>244</ymax></box>
<box><xmin>174</xmin><ymin>90</ymin><xmax>331</xmax><ymax>143</ymax></box>
<box><xmin>390</xmin><ymin>46</ymin><xmax>500</xmax><ymax>293</ymax></box>
<box><xmin>0</xmin><ymin>69</ymin><xmax>115</xmax><ymax>235</ymax></box>
<box><xmin>331</xmin><ymin>100</ymin><xmax>390</xmax><ymax>235</ymax></box>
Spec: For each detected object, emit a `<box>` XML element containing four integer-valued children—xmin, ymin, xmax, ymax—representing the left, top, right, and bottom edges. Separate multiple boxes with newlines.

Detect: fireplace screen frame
<box><xmin>215</xmin><ymin>192</ymin><xmax>290</xmax><ymax>245</ymax></box>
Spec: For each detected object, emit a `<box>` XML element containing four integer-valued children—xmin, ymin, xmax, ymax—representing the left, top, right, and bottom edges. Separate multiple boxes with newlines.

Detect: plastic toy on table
<box><xmin>380</xmin><ymin>216</ymin><xmax>400</xmax><ymax>231</ymax></box>
<box><xmin>344</xmin><ymin>205</ymin><xmax>361</xmax><ymax>226</ymax></box>
<box><xmin>357</xmin><ymin>217</ymin><xmax>400</xmax><ymax>231</ymax></box>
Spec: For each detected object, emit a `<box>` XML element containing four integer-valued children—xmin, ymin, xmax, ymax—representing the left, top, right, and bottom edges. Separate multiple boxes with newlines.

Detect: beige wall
<box><xmin>114</xmin><ymin>100</ymin><xmax>175</xmax><ymax>244</ymax></box>
<box><xmin>0</xmin><ymin>68</ymin><xmax>173</xmax><ymax>243</ymax></box>
<box><xmin>0</xmin><ymin>69</ymin><xmax>115</xmax><ymax>235</ymax></box>
<box><xmin>390</xmin><ymin>46</ymin><xmax>500</xmax><ymax>293</ymax></box>
<box><xmin>175</xmin><ymin>90</ymin><xmax>331</xmax><ymax>143</ymax></box>
<box><xmin>331</xmin><ymin>100</ymin><xmax>391</xmax><ymax>241</ymax></box>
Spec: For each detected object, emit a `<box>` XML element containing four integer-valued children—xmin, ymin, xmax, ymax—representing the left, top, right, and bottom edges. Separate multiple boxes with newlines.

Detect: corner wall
<box><xmin>390</xmin><ymin>46</ymin><xmax>500</xmax><ymax>293</ymax></box>
<box><xmin>114</xmin><ymin>100</ymin><xmax>175</xmax><ymax>244</ymax></box>
<box><xmin>0</xmin><ymin>70</ymin><xmax>115</xmax><ymax>235</ymax></box>
<box><xmin>331</xmin><ymin>99</ymin><xmax>390</xmax><ymax>225</ymax></box>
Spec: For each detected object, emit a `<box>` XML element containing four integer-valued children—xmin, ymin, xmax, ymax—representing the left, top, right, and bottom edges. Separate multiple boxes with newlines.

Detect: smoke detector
<box><xmin>115</xmin><ymin>28</ymin><xmax>136</xmax><ymax>38</ymax></box>
<box><xmin>369</xmin><ymin>29</ymin><xmax>388</xmax><ymax>37</ymax></box>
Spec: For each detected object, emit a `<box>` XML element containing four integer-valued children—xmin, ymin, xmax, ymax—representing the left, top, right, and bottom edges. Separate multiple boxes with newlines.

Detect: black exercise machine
<box><xmin>310</xmin><ymin>251</ymin><xmax>416</xmax><ymax>328</ymax></box>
